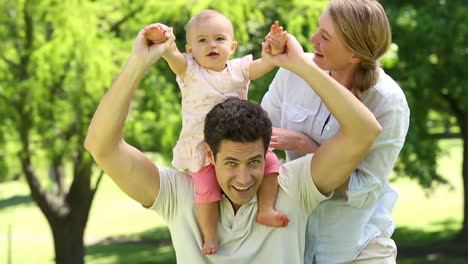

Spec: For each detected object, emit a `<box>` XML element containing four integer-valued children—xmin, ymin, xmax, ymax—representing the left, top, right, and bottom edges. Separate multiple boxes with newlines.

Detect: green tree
<box><xmin>0</xmin><ymin>0</ymin><xmax>181</xmax><ymax>262</ymax></box>
<box><xmin>0</xmin><ymin>0</ymin><xmax>328</xmax><ymax>262</ymax></box>
<box><xmin>0</xmin><ymin>1</ymin><xmax>119</xmax><ymax>263</ymax></box>
<box><xmin>380</xmin><ymin>0</ymin><xmax>468</xmax><ymax>241</ymax></box>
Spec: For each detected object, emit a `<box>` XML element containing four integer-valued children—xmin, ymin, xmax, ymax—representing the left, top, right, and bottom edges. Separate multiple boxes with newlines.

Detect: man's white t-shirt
<box><xmin>150</xmin><ymin>154</ymin><xmax>330</xmax><ymax>264</ymax></box>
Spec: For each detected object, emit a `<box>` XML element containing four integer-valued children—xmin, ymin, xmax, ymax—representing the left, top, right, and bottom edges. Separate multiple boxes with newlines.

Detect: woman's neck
<box><xmin>330</xmin><ymin>66</ymin><xmax>358</xmax><ymax>91</ymax></box>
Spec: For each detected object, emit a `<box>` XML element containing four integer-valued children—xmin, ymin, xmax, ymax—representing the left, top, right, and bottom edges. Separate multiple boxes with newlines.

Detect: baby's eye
<box><xmin>198</xmin><ymin>38</ymin><xmax>207</xmax><ymax>43</ymax></box>
<box><xmin>216</xmin><ymin>37</ymin><xmax>225</xmax><ymax>41</ymax></box>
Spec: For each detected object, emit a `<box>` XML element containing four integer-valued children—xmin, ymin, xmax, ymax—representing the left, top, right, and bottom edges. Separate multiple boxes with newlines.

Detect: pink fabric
<box><xmin>192</xmin><ymin>165</ymin><xmax>221</xmax><ymax>204</ymax></box>
<box><xmin>265</xmin><ymin>150</ymin><xmax>279</xmax><ymax>175</ymax></box>
<box><xmin>192</xmin><ymin>150</ymin><xmax>280</xmax><ymax>204</ymax></box>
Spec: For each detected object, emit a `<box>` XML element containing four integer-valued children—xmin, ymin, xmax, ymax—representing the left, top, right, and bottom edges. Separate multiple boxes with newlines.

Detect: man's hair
<box><xmin>204</xmin><ymin>98</ymin><xmax>272</xmax><ymax>159</ymax></box>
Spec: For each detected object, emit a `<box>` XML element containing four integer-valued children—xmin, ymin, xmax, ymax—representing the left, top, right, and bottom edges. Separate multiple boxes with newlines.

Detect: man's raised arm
<box><xmin>84</xmin><ymin>27</ymin><xmax>175</xmax><ymax>207</ymax></box>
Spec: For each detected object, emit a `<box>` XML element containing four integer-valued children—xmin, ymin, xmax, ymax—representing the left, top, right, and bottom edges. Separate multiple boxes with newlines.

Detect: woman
<box><xmin>261</xmin><ymin>0</ymin><xmax>410</xmax><ymax>263</ymax></box>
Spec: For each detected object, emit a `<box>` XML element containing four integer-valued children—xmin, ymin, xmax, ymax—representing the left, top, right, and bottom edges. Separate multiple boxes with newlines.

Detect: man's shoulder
<box><xmin>150</xmin><ymin>166</ymin><xmax>194</xmax><ymax>215</ymax></box>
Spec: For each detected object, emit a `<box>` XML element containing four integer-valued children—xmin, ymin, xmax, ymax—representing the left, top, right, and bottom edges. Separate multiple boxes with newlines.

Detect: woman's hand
<box><xmin>261</xmin><ymin>33</ymin><xmax>307</xmax><ymax>71</ymax></box>
<box><xmin>270</xmin><ymin>127</ymin><xmax>319</xmax><ymax>156</ymax></box>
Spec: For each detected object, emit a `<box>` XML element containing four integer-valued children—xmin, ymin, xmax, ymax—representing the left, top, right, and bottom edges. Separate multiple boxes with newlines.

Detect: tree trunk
<box><xmin>51</xmin><ymin>220</ymin><xmax>86</xmax><ymax>264</ymax></box>
<box><xmin>456</xmin><ymin>117</ymin><xmax>468</xmax><ymax>242</ymax></box>
<box><xmin>20</xmin><ymin>133</ymin><xmax>98</xmax><ymax>263</ymax></box>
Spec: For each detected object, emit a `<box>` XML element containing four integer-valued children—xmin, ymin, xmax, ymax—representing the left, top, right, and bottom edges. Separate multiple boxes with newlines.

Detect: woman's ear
<box><xmin>351</xmin><ymin>54</ymin><xmax>362</xmax><ymax>64</ymax></box>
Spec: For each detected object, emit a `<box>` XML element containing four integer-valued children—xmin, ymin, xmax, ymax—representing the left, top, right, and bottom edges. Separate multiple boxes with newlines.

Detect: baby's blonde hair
<box><xmin>328</xmin><ymin>0</ymin><xmax>391</xmax><ymax>100</ymax></box>
<box><xmin>185</xmin><ymin>10</ymin><xmax>234</xmax><ymax>43</ymax></box>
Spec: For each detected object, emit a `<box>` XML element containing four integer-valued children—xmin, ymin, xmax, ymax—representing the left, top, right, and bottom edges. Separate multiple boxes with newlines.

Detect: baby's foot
<box><xmin>202</xmin><ymin>237</ymin><xmax>218</xmax><ymax>255</ymax></box>
<box><xmin>256</xmin><ymin>208</ymin><xmax>290</xmax><ymax>227</ymax></box>
<box><xmin>265</xmin><ymin>21</ymin><xmax>287</xmax><ymax>55</ymax></box>
<box><xmin>143</xmin><ymin>23</ymin><xmax>169</xmax><ymax>44</ymax></box>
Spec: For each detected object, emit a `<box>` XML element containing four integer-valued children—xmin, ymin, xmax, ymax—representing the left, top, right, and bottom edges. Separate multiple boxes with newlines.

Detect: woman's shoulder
<box><xmin>371</xmin><ymin>68</ymin><xmax>407</xmax><ymax>99</ymax></box>
<box><xmin>365</xmin><ymin>68</ymin><xmax>409</xmax><ymax>109</ymax></box>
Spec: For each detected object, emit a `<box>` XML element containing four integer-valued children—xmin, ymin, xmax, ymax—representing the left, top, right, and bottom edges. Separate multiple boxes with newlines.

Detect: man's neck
<box><xmin>232</xmin><ymin>202</ymin><xmax>241</xmax><ymax>214</ymax></box>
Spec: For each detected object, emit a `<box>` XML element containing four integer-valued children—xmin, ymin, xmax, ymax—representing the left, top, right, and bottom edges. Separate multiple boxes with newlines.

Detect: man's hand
<box><xmin>265</xmin><ymin>21</ymin><xmax>288</xmax><ymax>55</ymax></box>
<box><xmin>131</xmin><ymin>25</ymin><xmax>175</xmax><ymax>69</ymax></box>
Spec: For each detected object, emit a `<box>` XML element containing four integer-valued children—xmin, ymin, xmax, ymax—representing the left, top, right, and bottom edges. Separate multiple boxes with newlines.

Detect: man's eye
<box><xmin>250</xmin><ymin>160</ymin><xmax>260</xmax><ymax>165</ymax></box>
<box><xmin>226</xmin><ymin>161</ymin><xmax>236</xmax><ymax>167</ymax></box>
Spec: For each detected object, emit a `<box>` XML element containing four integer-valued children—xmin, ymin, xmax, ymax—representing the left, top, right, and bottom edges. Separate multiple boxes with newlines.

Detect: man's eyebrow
<box><xmin>248</xmin><ymin>154</ymin><xmax>263</xmax><ymax>160</ymax></box>
<box><xmin>223</xmin><ymin>157</ymin><xmax>240</xmax><ymax>161</ymax></box>
<box><xmin>223</xmin><ymin>154</ymin><xmax>263</xmax><ymax>161</ymax></box>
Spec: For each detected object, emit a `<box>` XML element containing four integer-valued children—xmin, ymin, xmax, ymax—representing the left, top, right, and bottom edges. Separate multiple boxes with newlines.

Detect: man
<box><xmin>84</xmin><ymin>27</ymin><xmax>382</xmax><ymax>263</ymax></box>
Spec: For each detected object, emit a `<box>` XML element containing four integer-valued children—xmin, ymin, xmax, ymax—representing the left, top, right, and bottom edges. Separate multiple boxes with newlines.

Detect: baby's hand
<box><xmin>265</xmin><ymin>21</ymin><xmax>287</xmax><ymax>55</ymax></box>
<box><xmin>143</xmin><ymin>23</ymin><xmax>171</xmax><ymax>44</ymax></box>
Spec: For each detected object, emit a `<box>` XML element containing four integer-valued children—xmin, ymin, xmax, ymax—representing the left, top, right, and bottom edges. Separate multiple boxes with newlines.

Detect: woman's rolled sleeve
<box><xmin>346</xmin><ymin>169</ymin><xmax>382</xmax><ymax>208</ymax></box>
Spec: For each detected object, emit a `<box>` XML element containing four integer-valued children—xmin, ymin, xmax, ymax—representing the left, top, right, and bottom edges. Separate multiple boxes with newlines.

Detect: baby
<box><xmin>143</xmin><ymin>10</ymin><xmax>288</xmax><ymax>255</ymax></box>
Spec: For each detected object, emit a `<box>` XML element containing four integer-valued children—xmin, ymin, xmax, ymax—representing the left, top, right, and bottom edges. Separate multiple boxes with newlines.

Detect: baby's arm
<box><xmin>143</xmin><ymin>23</ymin><xmax>187</xmax><ymax>79</ymax></box>
<box><xmin>249</xmin><ymin>21</ymin><xmax>287</xmax><ymax>80</ymax></box>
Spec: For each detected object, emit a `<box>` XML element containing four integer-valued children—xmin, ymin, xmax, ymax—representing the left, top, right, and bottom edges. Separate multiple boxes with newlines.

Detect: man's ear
<box><xmin>205</xmin><ymin>143</ymin><xmax>215</xmax><ymax>165</ymax></box>
<box><xmin>185</xmin><ymin>44</ymin><xmax>193</xmax><ymax>55</ymax></box>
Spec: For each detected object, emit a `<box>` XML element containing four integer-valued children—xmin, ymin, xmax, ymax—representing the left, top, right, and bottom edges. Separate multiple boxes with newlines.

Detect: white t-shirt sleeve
<box><xmin>148</xmin><ymin>166</ymin><xmax>194</xmax><ymax>223</ymax></box>
<box><xmin>278</xmin><ymin>153</ymin><xmax>331</xmax><ymax>215</ymax></box>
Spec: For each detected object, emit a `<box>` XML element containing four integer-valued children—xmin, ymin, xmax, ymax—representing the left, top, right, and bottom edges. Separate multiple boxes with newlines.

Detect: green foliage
<box><xmin>381</xmin><ymin>0</ymin><xmax>468</xmax><ymax>189</ymax></box>
<box><xmin>0</xmin><ymin>0</ymin><xmax>328</xmax><ymax>178</ymax></box>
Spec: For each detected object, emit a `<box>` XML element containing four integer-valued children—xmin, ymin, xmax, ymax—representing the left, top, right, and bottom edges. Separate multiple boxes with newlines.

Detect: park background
<box><xmin>0</xmin><ymin>0</ymin><xmax>467</xmax><ymax>263</ymax></box>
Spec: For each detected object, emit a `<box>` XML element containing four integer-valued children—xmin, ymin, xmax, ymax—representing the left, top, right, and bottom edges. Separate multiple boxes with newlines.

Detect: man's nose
<box><xmin>236</xmin><ymin>166</ymin><xmax>252</xmax><ymax>185</ymax></box>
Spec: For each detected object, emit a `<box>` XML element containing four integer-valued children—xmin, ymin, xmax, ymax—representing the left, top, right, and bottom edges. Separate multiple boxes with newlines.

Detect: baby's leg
<box><xmin>192</xmin><ymin>165</ymin><xmax>221</xmax><ymax>255</ymax></box>
<box><xmin>256</xmin><ymin>150</ymin><xmax>290</xmax><ymax>227</ymax></box>
<box><xmin>197</xmin><ymin>202</ymin><xmax>219</xmax><ymax>255</ymax></box>
<box><xmin>143</xmin><ymin>23</ymin><xmax>170</xmax><ymax>43</ymax></box>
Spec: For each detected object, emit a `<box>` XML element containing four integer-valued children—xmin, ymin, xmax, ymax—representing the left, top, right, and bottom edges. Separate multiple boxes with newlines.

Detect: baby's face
<box><xmin>185</xmin><ymin>15</ymin><xmax>237</xmax><ymax>71</ymax></box>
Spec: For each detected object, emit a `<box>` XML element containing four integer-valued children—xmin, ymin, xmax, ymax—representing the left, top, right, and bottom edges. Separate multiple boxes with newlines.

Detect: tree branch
<box><xmin>108</xmin><ymin>5</ymin><xmax>144</xmax><ymax>36</ymax></box>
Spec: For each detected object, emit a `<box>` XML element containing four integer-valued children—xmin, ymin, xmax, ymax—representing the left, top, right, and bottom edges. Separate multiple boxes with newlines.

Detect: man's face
<box><xmin>207</xmin><ymin>139</ymin><xmax>265</xmax><ymax>211</ymax></box>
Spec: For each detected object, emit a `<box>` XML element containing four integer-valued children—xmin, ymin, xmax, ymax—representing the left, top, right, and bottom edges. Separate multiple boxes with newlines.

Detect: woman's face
<box><xmin>309</xmin><ymin>9</ymin><xmax>358</xmax><ymax>72</ymax></box>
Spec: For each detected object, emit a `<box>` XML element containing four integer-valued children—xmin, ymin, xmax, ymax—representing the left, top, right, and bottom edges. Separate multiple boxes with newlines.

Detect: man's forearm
<box><xmin>85</xmin><ymin>55</ymin><xmax>148</xmax><ymax>155</ymax></box>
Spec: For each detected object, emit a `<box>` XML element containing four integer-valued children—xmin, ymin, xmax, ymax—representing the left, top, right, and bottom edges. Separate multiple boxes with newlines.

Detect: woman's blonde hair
<box><xmin>328</xmin><ymin>0</ymin><xmax>391</xmax><ymax>100</ymax></box>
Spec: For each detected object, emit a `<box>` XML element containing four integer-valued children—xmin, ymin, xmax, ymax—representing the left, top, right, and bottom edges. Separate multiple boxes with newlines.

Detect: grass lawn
<box><xmin>0</xmin><ymin>139</ymin><xmax>466</xmax><ymax>263</ymax></box>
